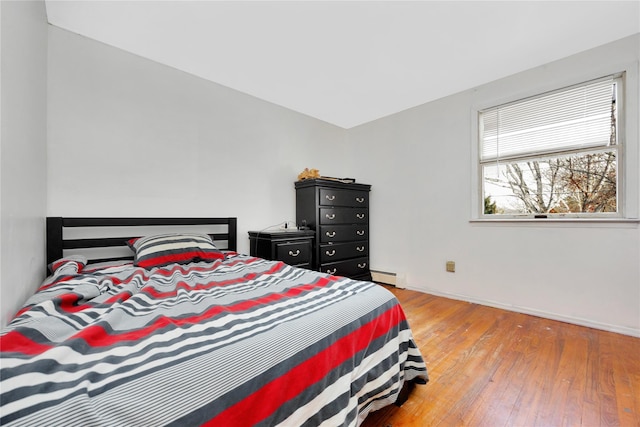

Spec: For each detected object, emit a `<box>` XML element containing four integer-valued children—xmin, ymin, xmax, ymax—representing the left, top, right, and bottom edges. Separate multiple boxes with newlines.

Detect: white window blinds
<box><xmin>480</xmin><ymin>76</ymin><xmax>617</xmax><ymax>162</ymax></box>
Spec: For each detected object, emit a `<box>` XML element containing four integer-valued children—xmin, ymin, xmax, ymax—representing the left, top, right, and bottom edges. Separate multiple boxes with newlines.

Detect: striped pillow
<box><xmin>127</xmin><ymin>233</ymin><xmax>225</xmax><ymax>269</ymax></box>
<box><xmin>48</xmin><ymin>255</ymin><xmax>88</xmax><ymax>275</ymax></box>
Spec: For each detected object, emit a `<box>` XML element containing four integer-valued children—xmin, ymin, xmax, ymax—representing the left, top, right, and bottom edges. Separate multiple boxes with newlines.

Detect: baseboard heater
<box><xmin>371</xmin><ymin>270</ymin><xmax>397</xmax><ymax>286</ymax></box>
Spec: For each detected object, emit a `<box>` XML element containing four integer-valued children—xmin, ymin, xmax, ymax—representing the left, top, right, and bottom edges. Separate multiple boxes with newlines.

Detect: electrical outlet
<box><xmin>446</xmin><ymin>261</ymin><xmax>455</xmax><ymax>272</ymax></box>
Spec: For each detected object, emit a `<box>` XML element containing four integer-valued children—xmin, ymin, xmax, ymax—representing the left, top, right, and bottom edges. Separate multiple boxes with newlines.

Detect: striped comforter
<box><xmin>0</xmin><ymin>253</ymin><xmax>428</xmax><ymax>426</ymax></box>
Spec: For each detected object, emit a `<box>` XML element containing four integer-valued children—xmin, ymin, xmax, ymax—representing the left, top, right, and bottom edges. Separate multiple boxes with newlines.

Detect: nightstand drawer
<box><xmin>320</xmin><ymin>241</ymin><xmax>368</xmax><ymax>263</ymax></box>
<box><xmin>319</xmin><ymin>208</ymin><xmax>368</xmax><ymax>225</ymax></box>
<box><xmin>320</xmin><ymin>225</ymin><xmax>368</xmax><ymax>243</ymax></box>
<box><xmin>276</xmin><ymin>241</ymin><xmax>311</xmax><ymax>265</ymax></box>
<box><xmin>248</xmin><ymin>230</ymin><xmax>314</xmax><ymax>268</ymax></box>
<box><xmin>319</xmin><ymin>188</ymin><xmax>369</xmax><ymax>207</ymax></box>
<box><xmin>321</xmin><ymin>257</ymin><xmax>369</xmax><ymax>277</ymax></box>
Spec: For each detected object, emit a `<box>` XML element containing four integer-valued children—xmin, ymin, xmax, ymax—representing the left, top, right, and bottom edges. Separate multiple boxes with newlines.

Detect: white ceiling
<box><xmin>45</xmin><ymin>1</ymin><xmax>640</xmax><ymax>129</ymax></box>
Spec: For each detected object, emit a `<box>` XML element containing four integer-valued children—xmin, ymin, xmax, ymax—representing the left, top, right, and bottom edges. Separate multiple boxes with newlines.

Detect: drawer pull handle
<box><xmin>325</xmin><ymin>249</ymin><xmax>336</xmax><ymax>256</ymax></box>
<box><xmin>326</xmin><ymin>231</ymin><xmax>336</xmax><ymax>238</ymax></box>
<box><xmin>356</xmin><ymin>246</ymin><xmax>365</xmax><ymax>252</ymax></box>
<box><xmin>358</xmin><ymin>263</ymin><xmax>367</xmax><ymax>269</ymax></box>
<box><xmin>356</xmin><ymin>230</ymin><xmax>365</xmax><ymax>236</ymax></box>
<box><xmin>288</xmin><ymin>250</ymin><xmax>300</xmax><ymax>257</ymax></box>
<box><xmin>325</xmin><ymin>213</ymin><xmax>336</xmax><ymax>220</ymax></box>
<box><xmin>326</xmin><ymin>195</ymin><xmax>336</xmax><ymax>201</ymax></box>
<box><xmin>356</xmin><ymin>197</ymin><xmax>365</xmax><ymax>203</ymax></box>
<box><xmin>356</xmin><ymin>213</ymin><xmax>365</xmax><ymax>219</ymax></box>
<box><xmin>327</xmin><ymin>268</ymin><xmax>337</xmax><ymax>274</ymax></box>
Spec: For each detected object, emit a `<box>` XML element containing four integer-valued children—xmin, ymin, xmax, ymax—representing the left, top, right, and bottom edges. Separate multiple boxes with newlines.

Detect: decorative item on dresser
<box><xmin>295</xmin><ymin>178</ymin><xmax>372</xmax><ymax>280</ymax></box>
<box><xmin>248</xmin><ymin>229</ymin><xmax>315</xmax><ymax>269</ymax></box>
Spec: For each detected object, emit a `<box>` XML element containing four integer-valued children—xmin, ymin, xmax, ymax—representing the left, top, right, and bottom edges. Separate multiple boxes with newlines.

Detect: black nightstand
<box><xmin>248</xmin><ymin>229</ymin><xmax>315</xmax><ymax>269</ymax></box>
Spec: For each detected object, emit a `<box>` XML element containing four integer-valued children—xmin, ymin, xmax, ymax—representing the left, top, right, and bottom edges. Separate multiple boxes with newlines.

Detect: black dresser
<box><xmin>295</xmin><ymin>179</ymin><xmax>371</xmax><ymax>280</ymax></box>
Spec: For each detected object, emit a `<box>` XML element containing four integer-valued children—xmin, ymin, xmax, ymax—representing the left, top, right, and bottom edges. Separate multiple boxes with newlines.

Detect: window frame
<box><xmin>470</xmin><ymin>63</ymin><xmax>639</xmax><ymax>223</ymax></box>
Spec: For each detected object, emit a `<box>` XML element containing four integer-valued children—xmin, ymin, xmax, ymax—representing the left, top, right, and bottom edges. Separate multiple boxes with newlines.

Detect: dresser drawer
<box><xmin>320</xmin><ymin>225</ymin><xmax>368</xmax><ymax>243</ymax></box>
<box><xmin>319</xmin><ymin>241</ymin><xmax>368</xmax><ymax>263</ymax></box>
<box><xmin>321</xmin><ymin>257</ymin><xmax>369</xmax><ymax>277</ymax></box>
<box><xmin>319</xmin><ymin>208</ymin><xmax>368</xmax><ymax>225</ymax></box>
<box><xmin>319</xmin><ymin>188</ymin><xmax>369</xmax><ymax>208</ymax></box>
<box><xmin>276</xmin><ymin>241</ymin><xmax>312</xmax><ymax>265</ymax></box>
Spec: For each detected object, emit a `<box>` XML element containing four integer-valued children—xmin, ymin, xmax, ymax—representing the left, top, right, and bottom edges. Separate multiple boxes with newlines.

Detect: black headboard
<box><xmin>46</xmin><ymin>217</ymin><xmax>238</xmax><ymax>266</ymax></box>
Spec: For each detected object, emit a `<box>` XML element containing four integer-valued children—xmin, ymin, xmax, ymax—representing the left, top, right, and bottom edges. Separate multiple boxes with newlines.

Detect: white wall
<box><xmin>0</xmin><ymin>0</ymin><xmax>48</xmax><ymax>327</ymax></box>
<box><xmin>348</xmin><ymin>34</ymin><xmax>640</xmax><ymax>336</ymax></box>
<box><xmin>41</xmin><ymin>24</ymin><xmax>640</xmax><ymax>336</ymax></box>
<box><xmin>47</xmin><ymin>26</ymin><xmax>348</xmax><ymax>256</ymax></box>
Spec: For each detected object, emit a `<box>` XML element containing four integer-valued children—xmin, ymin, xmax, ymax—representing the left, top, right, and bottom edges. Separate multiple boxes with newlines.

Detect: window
<box><xmin>478</xmin><ymin>74</ymin><xmax>623</xmax><ymax>218</ymax></box>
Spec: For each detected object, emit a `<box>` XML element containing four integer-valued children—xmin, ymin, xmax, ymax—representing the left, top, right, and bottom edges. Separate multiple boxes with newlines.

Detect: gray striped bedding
<box><xmin>1</xmin><ymin>252</ymin><xmax>428</xmax><ymax>426</ymax></box>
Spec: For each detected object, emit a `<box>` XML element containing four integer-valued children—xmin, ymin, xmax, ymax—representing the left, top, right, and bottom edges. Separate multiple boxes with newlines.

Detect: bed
<box><xmin>1</xmin><ymin>217</ymin><xmax>428</xmax><ymax>426</ymax></box>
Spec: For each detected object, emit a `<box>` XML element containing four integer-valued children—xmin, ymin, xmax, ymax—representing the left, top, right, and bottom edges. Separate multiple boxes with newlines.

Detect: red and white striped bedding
<box><xmin>1</xmin><ymin>253</ymin><xmax>428</xmax><ymax>426</ymax></box>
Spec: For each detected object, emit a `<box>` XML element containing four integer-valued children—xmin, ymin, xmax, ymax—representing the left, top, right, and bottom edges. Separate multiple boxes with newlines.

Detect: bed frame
<box><xmin>46</xmin><ymin>217</ymin><xmax>237</xmax><ymax>266</ymax></box>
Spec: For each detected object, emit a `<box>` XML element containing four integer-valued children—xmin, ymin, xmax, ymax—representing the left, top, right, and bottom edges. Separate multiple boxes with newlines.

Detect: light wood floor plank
<box><xmin>362</xmin><ymin>286</ymin><xmax>640</xmax><ymax>427</ymax></box>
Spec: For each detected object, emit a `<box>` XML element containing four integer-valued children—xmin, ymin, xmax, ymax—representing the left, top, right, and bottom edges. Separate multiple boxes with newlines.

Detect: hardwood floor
<box><xmin>362</xmin><ymin>286</ymin><xmax>640</xmax><ymax>427</ymax></box>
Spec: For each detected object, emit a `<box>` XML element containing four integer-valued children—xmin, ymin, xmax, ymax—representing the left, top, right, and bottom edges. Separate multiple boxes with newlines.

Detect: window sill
<box><xmin>470</xmin><ymin>217</ymin><xmax>639</xmax><ymax>227</ymax></box>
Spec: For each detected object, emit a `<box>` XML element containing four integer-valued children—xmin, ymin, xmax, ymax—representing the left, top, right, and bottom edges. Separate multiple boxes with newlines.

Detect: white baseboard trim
<box><xmin>405</xmin><ymin>285</ymin><xmax>640</xmax><ymax>338</ymax></box>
